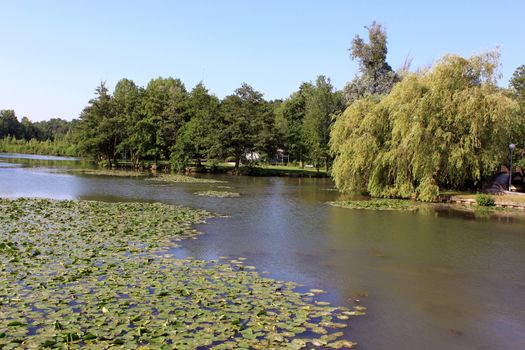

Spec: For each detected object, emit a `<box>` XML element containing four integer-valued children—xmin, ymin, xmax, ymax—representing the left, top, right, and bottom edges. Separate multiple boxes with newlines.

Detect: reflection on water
<box><xmin>1</xmin><ymin>153</ymin><xmax>525</xmax><ymax>350</ymax></box>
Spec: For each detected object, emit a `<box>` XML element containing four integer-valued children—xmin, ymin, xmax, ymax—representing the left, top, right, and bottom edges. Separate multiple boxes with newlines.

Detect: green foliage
<box><xmin>476</xmin><ymin>194</ymin><xmax>495</xmax><ymax>207</ymax></box>
<box><xmin>331</xmin><ymin>51</ymin><xmax>521</xmax><ymax>201</ymax></box>
<box><xmin>170</xmin><ymin>83</ymin><xmax>220</xmax><ymax>171</ymax></box>
<box><xmin>344</xmin><ymin>22</ymin><xmax>399</xmax><ymax>103</ymax></box>
<box><xmin>74</xmin><ymin>82</ymin><xmax>120</xmax><ymax>166</ymax></box>
<box><xmin>142</xmin><ymin>77</ymin><xmax>189</xmax><ymax>163</ymax></box>
<box><xmin>510</xmin><ymin>66</ymin><xmax>525</xmax><ymax>166</ymax></box>
<box><xmin>0</xmin><ymin>109</ymin><xmax>73</xmax><ymax>142</ymax></box>
<box><xmin>0</xmin><ymin>136</ymin><xmax>77</xmax><ymax>156</ymax></box>
<box><xmin>301</xmin><ymin>76</ymin><xmax>344</xmax><ymax>171</ymax></box>
<box><xmin>218</xmin><ymin>83</ymin><xmax>273</xmax><ymax>170</ymax></box>
<box><xmin>32</xmin><ymin>118</ymin><xmax>73</xmax><ymax>141</ymax></box>
<box><xmin>112</xmin><ymin>78</ymin><xmax>144</xmax><ymax>166</ymax></box>
<box><xmin>510</xmin><ymin>65</ymin><xmax>525</xmax><ymax>103</ymax></box>
<box><xmin>275</xmin><ymin>83</ymin><xmax>312</xmax><ymax>163</ymax></box>
<box><xmin>0</xmin><ymin>110</ymin><xmax>22</xmax><ymax>139</ymax></box>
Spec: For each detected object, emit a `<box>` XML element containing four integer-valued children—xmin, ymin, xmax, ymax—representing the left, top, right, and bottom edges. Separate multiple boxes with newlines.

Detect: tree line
<box><xmin>73</xmin><ymin>75</ymin><xmax>344</xmax><ymax>170</ymax></box>
<box><xmin>0</xmin><ymin>111</ymin><xmax>76</xmax><ymax>156</ymax></box>
<box><xmin>0</xmin><ymin>111</ymin><xmax>73</xmax><ymax>142</ymax></box>
<box><xmin>1</xmin><ymin>77</ymin><xmax>344</xmax><ymax>171</ymax></box>
<box><xmin>2</xmin><ymin>22</ymin><xmax>524</xmax><ymax>199</ymax></box>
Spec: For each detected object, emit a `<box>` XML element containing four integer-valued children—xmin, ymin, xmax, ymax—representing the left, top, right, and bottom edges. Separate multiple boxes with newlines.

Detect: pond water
<box><xmin>1</xmin><ymin>153</ymin><xmax>525</xmax><ymax>350</ymax></box>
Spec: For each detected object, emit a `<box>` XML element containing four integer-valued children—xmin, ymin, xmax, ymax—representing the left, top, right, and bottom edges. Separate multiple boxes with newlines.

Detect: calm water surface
<box><xmin>1</xmin><ymin>153</ymin><xmax>525</xmax><ymax>350</ymax></box>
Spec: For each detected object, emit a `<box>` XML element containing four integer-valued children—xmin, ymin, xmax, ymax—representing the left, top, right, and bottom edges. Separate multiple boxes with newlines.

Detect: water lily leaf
<box><xmin>0</xmin><ymin>198</ymin><xmax>360</xmax><ymax>348</ymax></box>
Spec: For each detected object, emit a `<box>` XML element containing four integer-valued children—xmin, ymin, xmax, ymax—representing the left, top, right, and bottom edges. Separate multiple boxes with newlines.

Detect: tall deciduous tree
<box><xmin>33</xmin><ymin>118</ymin><xmax>73</xmax><ymax>141</ymax></box>
<box><xmin>141</xmin><ymin>77</ymin><xmax>188</xmax><ymax>164</ymax></box>
<box><xmin>219</xmin><ymin>83</ymin><xmax>270</xmax><ymax>170</ymax></box>
<box><xmin>344</xmin><ymin>21</ymin><xmax>398</xmax><ymax>103</ymax></box>
<box><xmin>0</xmin><ymin>110</ymin><xmax>22</xmax><ymax>139</ymax></box>
<box><xmin>112</xmin><ymin>78</ymin><xmax>143</xmax><ymax>166</ymax></box>
<box><xmin>76</xmin><ymin>82</ymin><xmax>120</xmax><ymax>166</ymax></box>
<box><xmin>20</xmin><ymin>117</ymin><xmax>39</xmax><ymax>140</ymax></box>
<box><xmin>510</xmin><ymin>65</ymin><xmax>525</xmax><ymax>109</ymax></box>
<box><xmin>302</xmin><ymin>76</ymin><xmax>344</xmax><ymax>171</ymax></box>
<box><xmin>331</xmin><ymin>52</ymin><xmax>521</xmax><ymax>201</ymax></box>
<box><xmin>170</xmin><ymin>83</ymin><xmax>220</xmax><ymax>170</ymax></box>
<box><xmin>275</xmin><ymin>82</ymin><xmax>313</xmax><ymax>166</ymax></box>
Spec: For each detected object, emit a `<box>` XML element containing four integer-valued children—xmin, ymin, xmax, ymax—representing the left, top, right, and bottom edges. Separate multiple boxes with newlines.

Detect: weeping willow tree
<box><xmin>331</xmin><ymin>52</ymin><xmax>521</xmax><ymax>201</ymax></box>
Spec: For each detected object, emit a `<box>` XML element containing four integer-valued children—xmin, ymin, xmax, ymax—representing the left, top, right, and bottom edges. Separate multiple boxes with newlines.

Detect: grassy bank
<box><xmin>331</xmin><ymin>193</ymin><xmax>525</xmax><ymax>222</ymax></box>
<box><xmin>0</xmin><ymin>198</ymin><xmax>359</xmax><ymax>349</ymax></box>
<box><xmin>438</xmin><ymin>190</ymin><xmax>525</xmax><ymax>206</ymax></box>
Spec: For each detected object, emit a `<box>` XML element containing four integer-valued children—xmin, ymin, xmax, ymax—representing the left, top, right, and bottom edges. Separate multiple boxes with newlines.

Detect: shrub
<box><xmin>476</xmin><ymin>194</ymin><xmax>495</xmax><ymax>207</ymax></box>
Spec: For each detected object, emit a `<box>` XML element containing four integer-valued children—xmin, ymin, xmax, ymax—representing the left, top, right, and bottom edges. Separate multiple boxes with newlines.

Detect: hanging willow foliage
<box><xmin>331</xmin><ymin>52</ymin><xmax>521</xmax><ymax>201</ymax></box>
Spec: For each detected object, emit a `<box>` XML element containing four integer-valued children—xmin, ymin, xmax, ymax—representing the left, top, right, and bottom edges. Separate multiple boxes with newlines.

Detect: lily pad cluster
<box><xmin>67</xmin><ymin>169</ymin><xmax>149</xmax><ymax>177</ymax></box>
<box><xmin>0</xmin><ymin>198</ymin><xmax>360</xmax><ymax>349</ymax></box>
<box><xmin>146</xmin><ymin>174</ymin><xmax>226</xmax><ymax>184</ymax></box>
<box><xmin>195</xmin><ymin>191</ymin><xmax>241</xmax><ymax>198</ymax></box>
<box><xmin>331</xmin><ymin>198</ymin><xmax>420</xmax><ymax>211</ymax></box>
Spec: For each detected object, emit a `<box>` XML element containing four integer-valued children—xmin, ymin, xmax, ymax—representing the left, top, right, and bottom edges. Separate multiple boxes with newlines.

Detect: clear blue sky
<box><xmin>1</xmin><ymin>0</ymin><xmax>524</xmax><ymax>121</ymax></box>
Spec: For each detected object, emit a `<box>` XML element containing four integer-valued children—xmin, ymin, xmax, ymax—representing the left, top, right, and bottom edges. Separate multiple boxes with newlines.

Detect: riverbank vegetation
<box><xmin>331</xmin><ymin>24</ymin><xmax>525</xmax><ymax>201</ymax></box>
<box><xmin>0</xmin><ymin>136</ymin><xmax>76</xmax><ymax>157</ymax></box>
<box><xmin>0</xmin><ymin>197</ymin><xmax>360</xmax><ymax>349</ymax></box>
<box><xmin>0</xmin><ymin>113</ymin><xmax>76</xmax><ymax>156</ymax></box>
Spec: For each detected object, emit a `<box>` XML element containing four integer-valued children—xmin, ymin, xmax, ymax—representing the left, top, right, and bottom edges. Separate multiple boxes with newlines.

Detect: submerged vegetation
<box><xmin>0</xmin><ymin>198</ymin><xmax>360</xmax><ymax>349</ymax></box>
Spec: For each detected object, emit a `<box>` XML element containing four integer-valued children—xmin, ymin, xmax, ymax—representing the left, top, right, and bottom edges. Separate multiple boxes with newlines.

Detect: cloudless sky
<box><xmin>1</xmin><ymin>0</ymin><xmax>524</xmax><ymax>121</ymax></box>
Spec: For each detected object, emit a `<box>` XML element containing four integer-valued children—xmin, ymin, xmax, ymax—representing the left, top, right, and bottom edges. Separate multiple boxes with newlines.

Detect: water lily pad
<box><xmin>0</xmin><ymin>197</ymin><xmax>360</xmax><ymax>348</ymax></box>
<box><xmin>194</xmin><ymin>190</ymin><xmax>240</xmax><ymax>198</ymax></box>
<box><xmin>146</xmin><ymin>174</ymin><xmax>225</xmax><ymax>184</ymax></box>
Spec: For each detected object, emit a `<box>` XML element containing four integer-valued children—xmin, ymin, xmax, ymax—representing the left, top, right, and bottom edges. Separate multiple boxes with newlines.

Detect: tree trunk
<box><xmin>106</xmin><ymin>151</ymin><xmax>112</xmax><ymax>168</ymax></box>
<box><xmin>235</xmin><ymin>157</ymin><xmax>240</xmax><ymax>171</ymax></box>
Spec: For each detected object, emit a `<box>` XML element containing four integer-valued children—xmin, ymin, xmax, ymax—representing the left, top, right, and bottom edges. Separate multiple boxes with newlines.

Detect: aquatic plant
<box><xmin>0</xmin><ymin>198</ymin><xmax>359</xmax><ymax>349</ymax></box>
<box><xmin>331</xmin><ymin>198</ymin><xmax>420</xmax><ymax>211</ymax></box>
<box><xmin>68</xmin><ymin>169</ymin><xmax>149</xmax><ymax>177</ymax></box>
<box><xmin>195</xmin><ymin>190</ymin><xmax>241</xmax><ymax>198</ymax></box>
<box><xmin>146</xmin><ymin>174</ymin><xmax>226</xmax><ymax>184</ymax></box>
